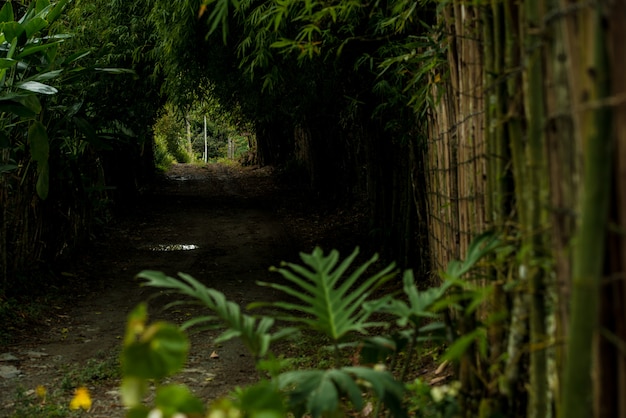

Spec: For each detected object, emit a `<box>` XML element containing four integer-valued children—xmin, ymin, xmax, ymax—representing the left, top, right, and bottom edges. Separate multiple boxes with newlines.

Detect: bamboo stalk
<box><xmin>560</xmin><ymin>3</ymin><xmax>612</xmax><ymax>417</ymax></box>
<box><xmin>522</xmin><ymin>0</ymin><xmax>551</xmax><ymax>415</ymax></box>
<box><xmin>502</xmin><ymin>0</ymin><xmax>528</xmax><ymax>407</ymax></box>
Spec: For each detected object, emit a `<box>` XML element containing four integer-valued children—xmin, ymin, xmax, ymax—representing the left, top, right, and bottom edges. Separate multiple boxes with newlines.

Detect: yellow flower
<box><xmin>36</xmin><ymin>385</ymin><xmax>47</xmax><ymax>399</ymax></box>
<box><xmin>69</xmin><ymin>387</ymin><xmax>92</xmax><ymax>411</ymax></box>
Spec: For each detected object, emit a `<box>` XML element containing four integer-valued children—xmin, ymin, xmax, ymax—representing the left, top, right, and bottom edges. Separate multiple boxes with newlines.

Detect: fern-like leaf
<box><xmin>136</xmin><ymin>270</ymin><xmax>291</xmax><ymax>359</ymax></box>
<box><xmin>254</xmin><ymin>247</ymin><xmax>397</xmax><ymax>342</ymax></box>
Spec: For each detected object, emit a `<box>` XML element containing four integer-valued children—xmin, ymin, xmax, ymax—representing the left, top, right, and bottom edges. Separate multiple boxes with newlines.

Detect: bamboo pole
<box><xmin>501</xmin><ymin>0</ymin><xmax>527</xmax><ymax>404</ymax></box>
<box><xmin>607</xmin><ymin>1</ymin><xmax>626</xmax><ymax>415</ymax></box>
<box><xmin>522</xmin><ymin>0</ymin><xmax>551</xmax><ymax>415</ymax></box>
<box><xmin>560</xmin><ymin>2</ymin><xmax>613</xmax><ymax>417</ymax></box>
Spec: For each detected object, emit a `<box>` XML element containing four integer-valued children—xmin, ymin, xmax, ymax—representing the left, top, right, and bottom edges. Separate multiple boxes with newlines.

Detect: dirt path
<box><xmin>0</xmin><ymin>163</ymin><xmax>330</xmax><ymax>417</ymax></box>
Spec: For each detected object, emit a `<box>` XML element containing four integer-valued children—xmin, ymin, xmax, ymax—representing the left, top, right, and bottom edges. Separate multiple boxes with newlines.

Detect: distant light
<box><xmin>142</xmin><ymin>244</ymin><xmax>199</xmax><ymax>251</ymax></box>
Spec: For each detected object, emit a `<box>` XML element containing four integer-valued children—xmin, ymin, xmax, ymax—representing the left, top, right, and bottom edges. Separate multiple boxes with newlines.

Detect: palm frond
<box><xmin>136</xmin><ymin>270</ymin><xmax>289</xmax><ymax>359</ymax></box>
<box><xmin>256</xmin><ymin>247</ymin><xmax>397</xmax><ymax>342</ymax></box>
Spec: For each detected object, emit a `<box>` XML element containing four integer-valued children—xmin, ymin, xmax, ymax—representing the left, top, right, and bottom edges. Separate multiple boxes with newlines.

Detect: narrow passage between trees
<box><xmin>0</xmin><ymin>163</ymin><xmax>360</xmax><ymax>417</ymax></box>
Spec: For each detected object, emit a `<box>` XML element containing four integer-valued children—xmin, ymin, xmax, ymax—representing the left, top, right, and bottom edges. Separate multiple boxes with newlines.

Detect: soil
<box><xmin>0</xmin><ymin>163</ymin><xmax>370</xmax><ymax>417</ymax></box>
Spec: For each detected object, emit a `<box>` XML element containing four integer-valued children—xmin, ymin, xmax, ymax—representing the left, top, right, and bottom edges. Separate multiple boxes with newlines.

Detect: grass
<box><xmin>9</xmin><ymin>387</ymin><xmax>76</xmax><ymax>418</ymax></box>
<box><xmin>60</xmin><ymin>349</ymin><xmax>121</xmax><ymax>391</ymax></box>
<box><xmin>6</xmin><ymin>349</ymin><xmax>121</xmax><ymax>418</ymax></box>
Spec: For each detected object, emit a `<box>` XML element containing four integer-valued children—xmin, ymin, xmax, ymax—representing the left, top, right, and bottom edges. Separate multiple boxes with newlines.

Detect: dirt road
<box><xmin>0</xmin><ymin>163</ymin><xmax>352</xmax><ymax>417</ymax></box>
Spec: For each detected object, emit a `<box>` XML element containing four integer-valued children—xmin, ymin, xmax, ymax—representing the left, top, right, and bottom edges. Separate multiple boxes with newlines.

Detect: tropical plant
<box><xmin>127</xmin><ymin>237</ymin><xmax>503</xmax><ymax>417</ymax></box>
<box><xmin>0</xmin><ymin>0</ymin><xmax>72</xmax><ymax>199</ymax></box>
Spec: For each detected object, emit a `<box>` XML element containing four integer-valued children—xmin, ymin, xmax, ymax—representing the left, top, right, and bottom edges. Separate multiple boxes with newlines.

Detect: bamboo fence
<box><xmin>422</xmin><ymin>0</ymin><xmax>626</xmax><ymax>416</ymax></box>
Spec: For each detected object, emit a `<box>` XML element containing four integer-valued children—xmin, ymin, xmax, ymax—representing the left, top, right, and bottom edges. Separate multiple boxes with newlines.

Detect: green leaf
<box><xmin>16</xmin><ymin>80</ymin><xmax>58</xmax><ymax>95</ymax></box>
<box><xmin>440</xmin><ymin>328</ymin><xmax>487</xmax><ymax>362</ymax></box>
<box><xmin>94</xmin><ymin>67</ymin><xmax>136</xmax><ymax>75</ymax></box>
<box><xmin>28</xmin><ymin>120</ymin><xmax>49</xmax><ymax>163</ymax></box>
<box><xmin>36</xmin><ymin>159</ymin><xmax>49</xmax><ymax>200</ymax></box>
<box><xmin>35</xmin><ymin>0</ymin><xmax>51</xmax><ymax>15</ymax></box>
<box><xmin>2</xmin><ymin>22</ymin><xmax>24</xmax><ymax>43</ymax></box>
<box><xmin>121</xmin><ymin>319</ymin><xmax>189</xmax><ymax>380</ymax></box>
<box><xmin>24</xmin><ymin>17</ymin><xmax>47</xmax><ymax>37</ymax></box>
<box><xmin>46</xmin><ymin>0</ymin><xmax>69</xmax><ymax>24</ymax></box>
<box><xmin>137</xmin><ymin>270</ymin><xmax>281</xmax><ymax>359</ymax></box>
<box><xmin>236</xmin><ymin>380</ymin><xmax>286</xmax><ymax>417</ymax></box>
<box><xmin>15</xmin><ymin>41</ymin><xmax>61</xmax><ymax>59</ymax></box>
<box><xmin>155</xmin><ymin>384</ymin><xmax>205</xmax><ymax>415</ymax></box>
<box><xmin>17</xmin><ymin>95</ymin><xmax>42</xmax><ymax>114</ymax></box>
<box><xmin>279</xmin><ymin>367</ymin><xmax>406</xmax><ymax>418</ymax></box>
<box><xmin>259</xmin><ymin>247</ymin><xmax>396</xmax><ymax>342</ymax></box>
<box><xmin>125</xmin><ymin>405</ymin><xmax>151</xmax><ymax>418</ymax></box>
<box><xmin>0</xmin><ymin>102</ymin><xmax>37</xmax><ymax>118</ymax></box>
<box><xmin>0</xmin><ymin>58</ymin><xmax>17</xmax><ymax>69</ymax></box>
<box><xmin>120</xmin><ymin>376</ymin><xmax>148</xmax><ymax>408</ymax></box>
<box><xmin>0</xmin><ymin>164</ymin><xmax>18</xmax><ymax>174</ymax></box>
<box><xmin>445</xmin><ymin>231</ymin><xmax>500</xmax><ymax>279</ymax></box>
<box><xmin>0</xmin><ymin>2</ymin><xmax>13</xmax><ymax>23</ymax></box>
<box><xmin>62</xmin><ymin>49</ymin><xmax>90</xmax><ymax>65</ymax></box>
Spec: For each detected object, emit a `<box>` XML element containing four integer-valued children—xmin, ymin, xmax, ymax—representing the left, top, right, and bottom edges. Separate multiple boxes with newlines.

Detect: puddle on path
<box><xmin>140</xmin><ymin>244</ymin><xmax>200</xmax><ymax>252</ymax></box>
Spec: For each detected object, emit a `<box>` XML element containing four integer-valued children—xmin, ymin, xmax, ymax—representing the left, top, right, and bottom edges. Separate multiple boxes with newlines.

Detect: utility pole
<box><xmin>203</xmin><ymin>115</ymin><xmax>208</xmax><ymax>163</ymax></box>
